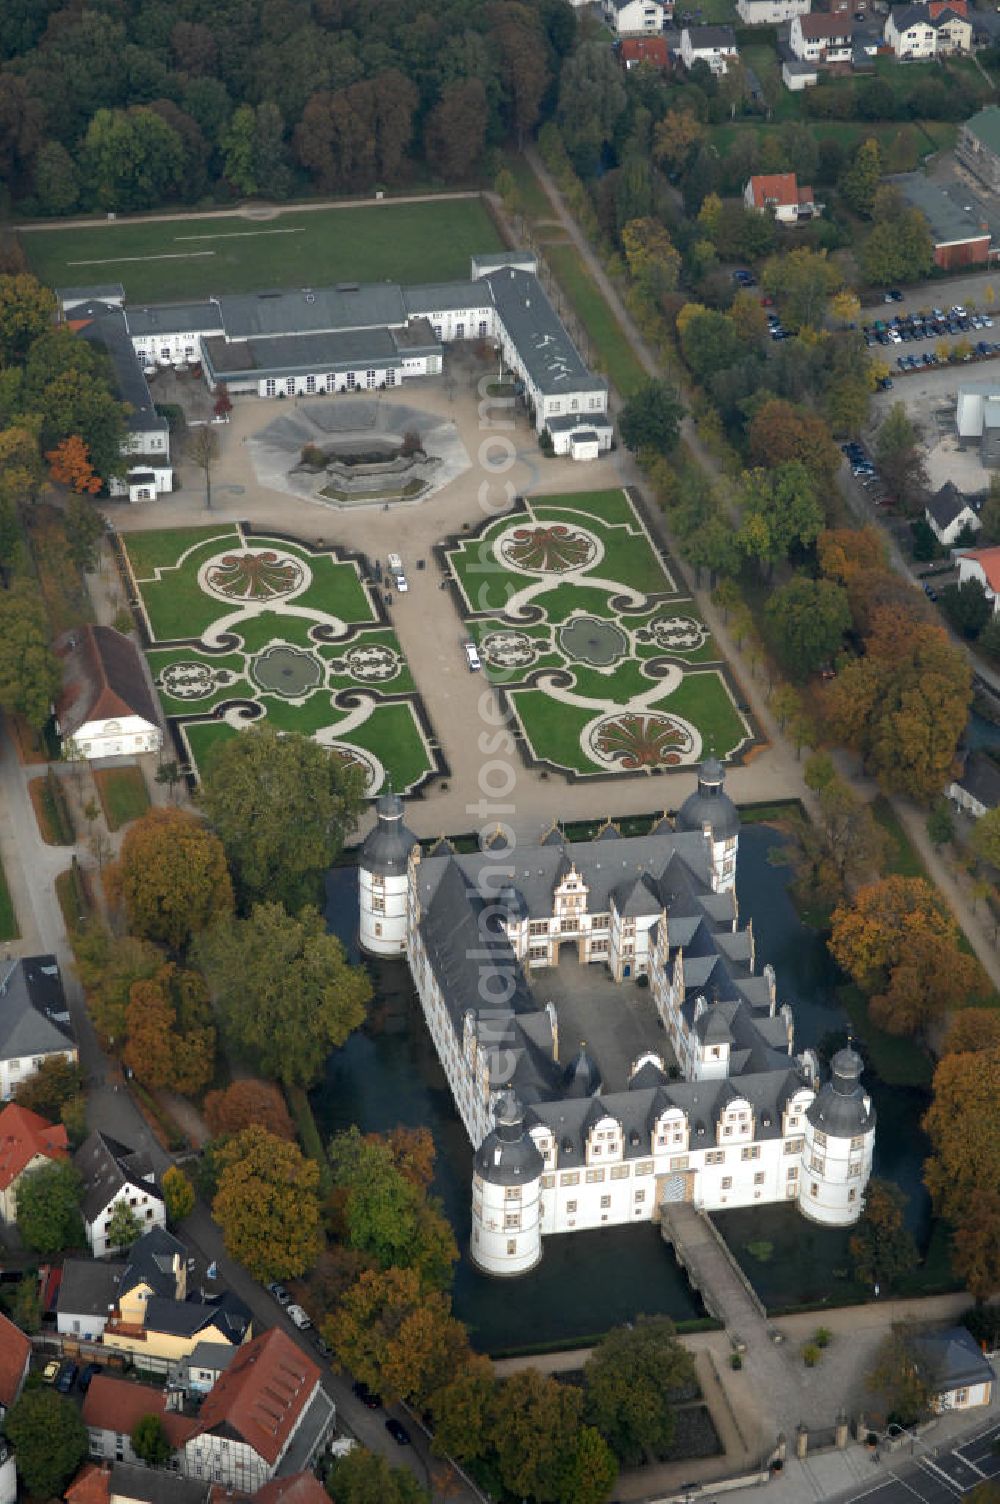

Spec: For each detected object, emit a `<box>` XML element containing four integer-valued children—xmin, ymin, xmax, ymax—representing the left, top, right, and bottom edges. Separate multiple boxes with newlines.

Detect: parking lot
<box><xmin>863</xmin><ymin>299</ymin><xmax>1000</xmax><ymax>383</ymax></box>
<box><xmin>830</xmin><ymin>1417</ymin><xmax>1000</xmax><ymax>1503</ymax></box>
<box><xmin>869</xmin><ymin>360</ymin><xmax>992</xmax><ymax>495</ymax></box>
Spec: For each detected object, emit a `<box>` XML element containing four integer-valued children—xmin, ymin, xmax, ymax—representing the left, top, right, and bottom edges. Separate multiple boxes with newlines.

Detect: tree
<box><xmin>81</xmin><ymin>107</ymin><xmax>186</xmax><ymax>211</ymax></box>
<box><xmin>678</xmin><ymin>306</ymin><xmax>744</xmax><ymax>381</ymax></box>
<box><xmin>818</xmin><ymin>527</ymin><xmax>885</xmax><ymax>584</ymax></box>
<box><xmin>46</xmin><ymin>435</ymin><xmax>102</xmax><ymax>494</ymax></box>
<box><xmin>65</xmin><ymin>495</ymin><xmax>104</xmax><ymax>570</ymax></box>
<box><xmin>124</xmin><ymin>965</ymin><xmax>216</xmax><ymax>1095</ymax></box>
<box><xmin>875</xmin><ymin>403</ymin><xmax>927</xmax><ymax>513</ymax></box>
<box><xmin>556</xmin><ymin>41</ymin><xmax>627</xmax><ymax>175</ymax></box>
<box><xmin>926</xmin><ymin>797</ymin><xmax>955</xmax><ymax>848</ymax></box>
<box><xmin>849</xmin><ymin>1180</ymin><xmax>918</xmax><ymax>1292</ymax></box>
<box><xmin>765</xmin><ymin>576</ymin><xmax>850</xmax><ymax>681</ymax></box>
<box><xmin>187</xmin><ymin>424</ymin><xmax>220</xmax><ymax>510</ymax></box>
<box><xmin>621</xmin><ymin>218</ymin><xmax>680</xmax><ymax>300</ymax></box>
<box><xmin>203</xmin><ymin>1079</ymin><xmax>295</xmax><ymax>1141</ymax></box>
<box><xmin>131</xmin><ymin>1414</ymin><xmax>172</xmax><ymax>1466</ymax></box>
<box><xmin>425</xmin><ymin>79</ymin><xmax>487</xmax><ymax>181</ymax></box>
<box><xmin>584</xmin><ymin>1316</ymin><xmax>695</xmax><ymax>1465</ymax></box>
<box><xmin>486</xmin><ymin>1369</ymin><xmax>601</xmax><ymax>1504</ymax></box>
<box><xmin>328</xmin><ymin>1128</ymin><xmax>457</xmax><ymax>1290</ymax></box>
<box><xmin>13</xmin><ymin>1054</ymin><xmax>83</xmax><ymax>1121</ymax></box>
<box><xmin>108</xmin><ymin>807</ymin><xmax>233</xmax><ymax>951</ymax></box>
<box><xmin>942</xmin><ymin>1008</ymin><xmax>1000</xmax><ymax>1056</ymax></box>
<box><xmin>940</xmin><ymin>578</ymin><xmax>991</xmax><ymax>640</ymax></box>
<box><xmin>212</xmin><ymin>383</ymin><xmax>232</xmax><ymax>421</ymax></box>
<box><xmin>74</xmin><ymin>928</ymin><xmax>164</xmax><ymax>1045</ymax></box>
<box><xmin>0</xmin><ymin>274</ymin><xmax>56</xmax><ymax>363</ymax></box>
<box><xmin>618</xmin><ymin>381</ymin><xmax>684</xmax><ymax>455</ymax></box>
<box><xmin>925</xmin><ymin>1045</ymin><xmax>1000</xmax><ymax>1298</ymax></box>
<box><xmin>652</xmin><ymin>109</ymin><xmax>705</xmax><ymax>172</ymax></box>
<box><xmin>781</xmin><ymin>776</ymin><xmax>888</xmax><ymax>910</ymax></box>
<box><xmin>213</xmin><ymin>1126</ymin><xmax>322</xmax><ymax>1280</ymax></box>
<box><xmin>738</xmin><ymin>462</ymin><xmax>824</xmax><ymax>575</ymax></box>
<box><xmin>162</xmin><ymin>1165</ymin><xmax>195</xmax><ymax>1224</ymax></box>
<box><xmin>105</xmin><ymin>1199</ymin><xmax>143</xmax><ymax>1253</ymax></box>
<box><xmin>839</xmin><ymin>136</ymin><xmax>883</xmax><ymax>217</ymax></box>
<box><xmin>35</xmin><ymin>368</ymin><xmax>126</xmax><ymax>487</ymax></box>
<box><xmin>35</xmin><ymin>140</ymin><xmax>80</xmax><ymax>215</ymax></box>
<box><xmin>0</xmin><ymin>580</ymin><xmax>61</xmax><ymax>729</ymax></box>
<box><xmin>761</xmin><ymin>247</ymin><xmax>842</xmax><ymax>331</ymax></box>
<box><xmin>326</xmin><ymin>1446</ymin><xmax>429</xmax><ymax>1504</ymax></box>
<box><xmin>16</xmin><ymin>1159</ymin><xmax>84</xmax><ymax>1253</ymax></box>
<box><xmin>829</xmin><ymin>875</ymin><xmax>984</xmax><ymax>1037</ymax></box>
<box><xmin>430</xmin><ymin>1354</ymin><xmax>497</xmax><ymax>1460</ymax></box>
<box><xmin>971</xmin><ymin>807</ymin><xmax>1000</xmax><ymax>870</ymax></box>
<box><xmin>861</xmin><ymin>186</ymin><xmax>933</xmax><ymax>286</ymax></box>
<box><xmin>198</xmin><ymin>726</ymin><xmax>364</xmax><ymax>911</ymax></box>
<box><xmin>866</xmin><ymin>1323</ymin><xmax>935</xmax><ymax>1426</ymax></box>
<box><xmin>747</xmin><ymin>398</ymin><xmax>841</xmax><ymax>489</ymax></box>
<box><xmin>2</xmin><ymin>1389</ymin><xmax>88</xmax><ymax>1499</ymax></box>
<box><xmin>823</xmin><ymin>608</ymin><xmax>971</xmax><ymax>802</ymax></box>
<box><xmin>9</xmin><ymin>1273</ymin><xmax>41</xmax><ymax>1334</ymax></box>
<box><xmin>197</xmin><ymin>903</ymin><xmax>369</xmax><ymax>1087</ymax></box>
<box><xmin>330</xmin><ymin>1265</ymin><xmax>470</xmax><ymax>1409</ymax></box>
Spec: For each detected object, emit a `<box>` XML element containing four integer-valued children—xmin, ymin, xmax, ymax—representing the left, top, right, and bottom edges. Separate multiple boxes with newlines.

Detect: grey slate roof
<box><xmin>483</xmin><ymin>267</ymin><xmax>607</xmax><ymax>398</ymax></box>
<box><xmin>677</xmin><ymin>759</ymin><xmax>740</xmax><ymax>840</ymax></box>
<box><xmin>955</xmin><ymin>750</ymin><xmax>1000</xmax><ymax>811</ymax></box>
<box><xmin>110</xmin><ymin>1463</ymin><xmax>208</xmax><ymax>1504</ymax></box>
<box><xmin>74</xmin><ymin>1130</ymin><xmax>163</xmax><ymax>1224</ymax></box>
<box><xmin>0</xmin><ymin>956</ymin><xmax>75</xmax><ymax>1064</ymax></box>
<box><xmin>927</xmin><ymin>482</ymin><xmax>974</xmax><ymax>530</ymax></box>
<box><xmin>361</xmin><ymin>792</ymin><xmax>418</xmax><ymax>877</ymax></box>
<box><xmin>119</xmin><ymin>1225</ymin><xmax>185</xmax><ymax>1301</ymax></box>
<box><xmin>125</xmin><ymin>302</ymin><xmax>221</xmax><ymax>338</ymax></box>
<box><xmin>184</xmin><ymin>1340</ymin><xmax>238</xmax><ymax>1376</ymax></box>
<box><xmin>57</xmin><ymin>283</ymin><xmax>125</xmax><ymax>307</ymax></box>
<box><xmin>202</xmin><ymin>327</ymin><xmax>407</xmax><ymax>382</ymax></box>
<box><xmin>474</xmin><ymin>1091</ymin><xmax>545</xmax><ymax>1186</ymax></box>
<box><xmin>404</xmin><ymin>282</ymin><xmax>492</xmax><ymax>315</ymax></box>
<box><xmin>684</xmin><ymin>24</ymin><xmax>738</xmax><ymax>46</ymax></box>
<box><xmin>806</xmin><ymin>1046</ymin><xmax>874</xmax><ymax>1137</ymax></box>
<box><xmin>58</xmin><ymin>1257</ymin><xmax>124</xmax><ymax>1317</ymax></box>
<box><xmin>915</xmin><ymin>1326</ymin><xmax>995</xmax><ymax>1391</ymax></box>
<box><xmin>72</xmin><ymin>301</ymin><xmax>167</xmax><ymax>438</ymax></box>
<box><xmin>217</xmin><ymin>283</ymin><xmax>407</xmax><ymax>339</ymax></box>
<box><xmin>143</xmin><ymin>1290</ymin><xmax>250</xmax><ymax>1343</ymax></box>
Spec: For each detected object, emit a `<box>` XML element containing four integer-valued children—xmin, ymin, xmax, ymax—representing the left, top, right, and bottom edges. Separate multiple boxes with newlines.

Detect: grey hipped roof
<box><xmin>955</xmin><ymin>750</ymin><xmax>1000</xmax><ymax>810</ymax></box>
<box><xmin>202</xmin><ymin>327</ymin><xmax>409</xmax><ymax>383</ymax></box>
<box><xmin>483</xmin><ymin>266</ymin><xmax>607</xmax><ymax>398</ymax></box>
<box><xmin>914</xmin><ymin>1326</ymin><xmax>995</xmax><ymax>1391</ymax></box>
<box><xmin>684</xmin><ymin>24</ymin><xmax>738</xmax><ymax>46</ymax></box>
<box><xmin>119</xmin><ymin>1225</ymin><xmax>186</xmax><ymax>1301</ymax></box>
<box><xmin>57</xmin><ymin>1258</ymin><xmax>125</xmax><ymax>1317</ymax></box>
<box><xmin>927</xmin><ymin>481</ymin><xmax>973</xmax><ymax>531</ymax></box>
<box><xmin>0</xmin><ymin>955</ymin><xmax>74</xmax><ymax>1064</ymax></box>
<box><xmin>109</xmin><ymin>1463</ymin><xmax>208</xmax><ymax>1504</ymax></box>
<box><xmin>404</xmin><ymin>281</ymin><xmax>492</xmax><ymax>315</ymax></box>
<box><xmin>71</xmin><ymin>301</ymin><xmax>167</xmax><ymax>438</ymax></box>
<box><xmin>217</xmin><ymin>283</ymin><xmax>407</xmax><ymax>340</ymax></box>
<box><xmin>57</xmin><ymin>283</ymin><xmax>125</xmax><ymax>308</ymax></box>
<box><xmin>74</xmin><ymin>1130</ymin><xmax>163</xmax><ymax>1224</ymax></box>
<box><xmin>142</xmin><ymin>1290</ymin><xmax>250</xmax><ymax>1342</ymax></box>
<box><xmin>185</xmin><ymin>1341</ymin><xmax>238</xmax><ymax>1375</ymax></box>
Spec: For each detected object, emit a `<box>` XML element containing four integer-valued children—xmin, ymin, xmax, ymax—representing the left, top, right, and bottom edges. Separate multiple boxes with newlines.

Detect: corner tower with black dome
<box><xmin>358</xmin><ymin>790</ymin><xmax>418</xmax><ymax>955</ymax></box>
<box><xmin>798</xmin><ymin>1044</ymin><xmax>875</xmax><ymax>1225</ymax></box>
<box><xmin>676</xmin><ymin>757</ymin><xmax>740</xmax><ymax>893</ymax></box>
<box><xmin>470</xmin><ymin>1091</ymin><xmax>544</xmax><ymax>1276</ymax></box>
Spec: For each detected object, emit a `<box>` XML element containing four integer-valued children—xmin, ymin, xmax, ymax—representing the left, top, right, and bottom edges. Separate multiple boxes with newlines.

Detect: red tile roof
<box><xmin>748</xmin><ymin>173</ymin><xmax>802</xmax><ymax>208</ymax></box>
<box><xmin>929</xmin><ymin>0</ymin><xmax>966</xmax><ymax>14</ymax></box>
<box><xmin>962</xmin><ymin>545</ymin><xmax>1000</xmax><ymax>594</ymax></box>
<box><xmin>0</xmin><ymin>1312</ymin><xmax>31</xmax><ymax>1409</ymax></box>
<box><xmin>0</xmin><ymin>1102</ymin><xmax>69</xmax><ymax>1190</ymax></box>
<box><xmin>55</xmin><ymin>624</ymin><xmax>158</xmax><ymax>736</ymax></box>
<box><xmin>620</xmin><ymin>36</ymin><xmax>670</xmax><ymax>66</ymax></box>
<box><xmin>192</xmin><ymin>1329</ymin><xmax>320</xmax><ymax>1465</ymax></box>
<box><xmin>82</xmin><ymin>1376</ymin><xmax>197</xmax><ymax>1449</ymax></box>
<box><xmin>66</xmin><ymin>1464</ymin><xmax>111</xmax><ymax>1504</ymax></box>
<box><xmin>254</xmin><ymin>1475</ymin><xmax>328</xmax><ymax>1504</ymax></box>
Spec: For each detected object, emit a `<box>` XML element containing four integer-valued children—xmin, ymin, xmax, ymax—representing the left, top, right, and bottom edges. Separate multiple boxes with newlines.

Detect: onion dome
<box><xmin>360</xmin><ymin>790</ymin><xmax>417</xmax><ymax>876</ymax></box>
<box><xmin>806</xmin><ymin>1045</ymin><xmax>875</xmax><ymax>1138</ymax></box>
<box><xmin>474</xmin><ymin>1091</ymin><xmax>544</xmax><ymax>1185</ymax></box>
<box><xmin>676</xmin><ymin>757</ymin><xmax>740</xmax><ymax>840</ymax></box>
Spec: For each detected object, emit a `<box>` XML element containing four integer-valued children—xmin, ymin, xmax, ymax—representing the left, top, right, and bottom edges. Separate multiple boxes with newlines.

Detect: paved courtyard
<box><xmin>535</xmin><ymin>949</ymin><xmax>674</xmax><ymax>1093</ymax></box>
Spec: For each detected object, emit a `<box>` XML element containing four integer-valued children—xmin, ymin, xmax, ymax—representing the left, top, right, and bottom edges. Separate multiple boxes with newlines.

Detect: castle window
<box><xmin>848</xmin><ymin>1187</ymin><xmax>857</xmax><ymax>1202</ymax></box>
<box><xmin>371</xmin><ymin>895</ymin><xmax>385</xmax><ymax>914</ymax></box>
<box><xmin>561</xmin><ymin>1172</ymin><xmax>579</xmax><ymax>1187</ymax></box>
<box><xmin>634</xmin><ymin>1190</ymin><xmax>646</xmax><ymax>1203</ymax></box>
<box><xmin>784</xmin><ymin>1138</ymin><xmax>803</xmax><ymax>1154</ymax></box>
<box><xmin>849</xmin><ymin>1159</ymin><xmax>862</xmax><ymax>1176</ymax></box>
<box><xmin>670</xmin><ymin>1156</ymin><xmax>689</xmax><ymax>1171</ymax></box>
<box><xmin>529</xmin><ymin>921</ymin><xmax>547</xmax><ymax>936</ymax></box>
<box><xmin>706</xmin><ymin>1151</ymin><xmax>725</xmax><ymax>1165</ymax></box>
<box><xmin>636</xmin><ymin>1161</ymin><xmax>653</xmax><ymax>1175</ymax></box>
<box><xmin>586</xmin><ymin>1169</ymin><xmax>605</xmax><ymax>1184</ymax></box>
<box><xmin>754</xmin><ymin>1172</ymin><xmax>765</xmax><ymax>1185</ymax></box>
<box><xmin>711</xmin><ymin>1047</ymin><xmax>721</xmax><ymax>1058</ymax></box>
<box><xmin>507</xmin><ymin>1240</ymin><xmax>517</xmax><ymax>1255</ymax></box>
<box><xmin>850</xmin><ymin>1135</ymin><xmax>865</xmax><ymax>1150</ymax></box>
<box><xmin>786</xmin><ymin>1166</ymin><xmax>797</xmax><ymax>1180</ymax></box>
<box><xmin>741</xmin><ymin>1146</ymin><xmax>760</xmax><ymax>1162</ymax></box>
<box><xmin>542</xmin><ymin>1174</ymin><xmax>554</xmax><ymax>1189</ymax></box>
<box><xmin>504</xmin><ymin>1214</ymin><xmax>520</xmax><ymax>1230</ymax></box>
<box><xmin>372</xmin><ymin>872</ymin><xmax>385</xmax><ymax>887</ymax></box>
<box><xmin>814</xmin><ymin>1130</ymin><xmax>827</xmax><ymax>1148</ymax></box>
<box><xmin>810</xmin><ymin>1156</ymin><xmax>825</xmax><ymax>1174</ymax></box>
<box><xmin>810</xmin><ymin>1182</ymin><xmax>818</xmax><ymax>1197</ymax></box>
<box><xmin>600</xmin><ymin>1196</ymin><xmax>611</xmax><ymax>1209</ymax></box>
<box><xmin>721</xmin><ymin>1177</ymin><xmax>732</xmax><ymax>1190</ymax></box>
<box><xmin>610</xmin><ymin>1166</ymin><xmax>629</xmax><ymax>1180</ymax></box>
<box><xmin>505</xmin><ymin>1186</ymin><xmax>521</xmax><ymax>1201</ymax></box>
<box><xmin>592</xmin><ymin>1145</ymin><xmax>601</xmax><ymax>1156</ymax></box>
<box><xmin>723</xmin><ymin>1126</ymin><xmax>732</xmax><ymax>1136</ymax></box>
<box><xmin>374</xmin><ymin>923</ymin><xmax>382</xmax><ymax>938</ymax></box>
<box><xmin>566</xmin><ymin>1200</ymin><xmax>577</xmax><ymax>1213</ymax></box>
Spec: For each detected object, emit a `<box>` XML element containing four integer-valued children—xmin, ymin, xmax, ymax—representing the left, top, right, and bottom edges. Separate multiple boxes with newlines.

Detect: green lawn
<box><xmin>0</xmin><ymin>852</ymin><xmax>18</xmax><ymax>941</ymax></box>
<box><xmin>183</xmin><ymin>721</ymin><xmax>238</xmax><ymax>776</ymax></box>
<box><xmin>94</xmin><ymin>766</ymin><xmax>150</xmax><ymax>831</ymax></box>
<box><xmin>22</xmin><ymin>199</ymin><xmax>503</xmax><ymax>302</ymax></box>
<box><xmin>530</xmin><ymin>490</ymin><xmax>641</xmax><ymax>527</ymax></box>
<box><xmin>542</xmin><ymin>243</ymin><xmax>648</xmax><ymax>398</ymax></box>
<box><xmin>663</xmin><ymin>673</ymin><xmax>749</xmax><ymax>760</ymax></box>
<box><xmin>122</xmin><ymin>526</ymin><xmax>238</xmax><ymax>581</ymax></box>
<box><xmin>336</xmin><ymin>703</ymin><xmax>434</xmax><ymax>794</ymax></box>
<box><xmin>871</xmin><ymin>795</ymin><xmax>927</xmax><ymax>880</ymax></box>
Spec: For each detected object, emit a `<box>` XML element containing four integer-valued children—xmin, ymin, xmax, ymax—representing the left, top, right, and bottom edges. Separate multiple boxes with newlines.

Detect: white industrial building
<box><xmin>358</xmin><ymin>764</ymin><xmax>876</xmax><ymax>1276</ymax></box>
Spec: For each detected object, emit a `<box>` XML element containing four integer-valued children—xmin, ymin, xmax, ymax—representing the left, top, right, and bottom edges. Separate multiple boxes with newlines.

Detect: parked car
<box><xmin>385</xmin><ymin>1419</ymin><xmax>411</xmax><ymax>1446</ymax></box>
<box><xmin>463</xmin><ymin>640</ymin><xmax>482</xmax><ymax>672</ymax></box>
<box><xmin>42</xmin><ymin>1360</ymin><xmax>60</xmax><ymax>1384</ymax></box>
<box><xmin>267</xmin><ymin>1282</ymin><xmax>291</xmax><ymax>1306</ymax></box>
<box><xmin>287</xmin><ymin>1304</ymin><xmax>312</xmax><ymax>1331</ymax></box>
<box><xmin>56</xmin><ymin>1363</ymin><xmax>78</xmax><ymax>1395</ymax></box>
<box><xmin>77</xmin><ymin>1363</ymin><xmax>102</xmax><ymax>1393</ymax></box>
<box><xmin>353</xmin><ymin>1381</ymin><xmax>381</xmax><ymax>1409</ymax></box>
<box><xmin>923</xmin><ymin>582</ymin><xmax>938</xmax><ymax>601</ymax></box>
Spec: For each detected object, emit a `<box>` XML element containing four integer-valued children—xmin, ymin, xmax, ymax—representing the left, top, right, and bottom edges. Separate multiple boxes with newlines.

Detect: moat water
<box><xmin>316</xmin><ymin>824</ymin><xmax>932</xmax><ymax>1351</ymax></box>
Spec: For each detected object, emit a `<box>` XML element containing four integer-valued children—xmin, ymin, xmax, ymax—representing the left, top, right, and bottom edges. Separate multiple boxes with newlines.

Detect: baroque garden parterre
<box><xmin>441</xmin><ymin>488</ymin><xmax>754</xmax><ymax>778</ymax></box>
<box><xmin>119</xmin><ymin>523</ymin><xmax>439</xmax><ymax>794</ymax></box>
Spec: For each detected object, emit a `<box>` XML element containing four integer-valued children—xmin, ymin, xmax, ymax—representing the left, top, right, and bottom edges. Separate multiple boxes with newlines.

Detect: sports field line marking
<box><xmin>173</xmin><ymin>228</ymin><xmax>306</xmax><ymax>241</ymax></box>
<box><xmin>66</xmin><ymin>252</ymin><xmax>216</xmax><ymax>266</ymax></box>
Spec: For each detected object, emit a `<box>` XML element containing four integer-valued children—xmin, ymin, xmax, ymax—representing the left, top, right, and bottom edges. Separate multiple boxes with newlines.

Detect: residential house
<box><xmin>925</xmin><ymin>481</ymin><xmax>981</xmax><ymax>546</ymax></box>
<box><xmin>933</xmin><ymin>5</ymin><xmax>973</xmax><ymax>50</ymax></box>
<box><xmin>949</xmin><ymin>750</ymin><xmax>1000</xmax><ymax>817</ymax></box>
<box><xmin>181</xmin><ymin>1329</ymin><xmax>334</xmax><ymax>1491</ymax></box>
<box><xmin>0</xmin><ymin>1101</ymin><xmax>68</xmax><ymax>1221</ymax></box>
<box><xmin>957</xmin><ymin>543</ymin><xmax>1000</xmax><ymax>608</ymax></box>
<box><xmin>619</xmin><ymin>35</ymin><xmax>670</xmax><ymax>66</ymax></box>
<box><xmin>0</xmin><ymin>1312</ymin><xmax>31</xmax><ymax>1419</ymax></box>
<box><xmin>680</xmin><ymin>25</ymin><xmax>739</xmax><ymax>72</ymax></box>
<box><xmin>0</xmin><ymin>1442</ymin><xmax>14</xmax><ymax>1504</ymax></box>
<box><xmin>75</xmin><ymin>1131</ymin><xmax>166</xmax><ymax>1257</ymax></box>
<box><xmin>57</xmin><ymin>1259</ymin><xmax>125</xmax><ymax>1342</ymax></box>
<box><xmin>83</xmin><ymin>1377</ymin><xmax>197</xmax><ymax>1465</ymax></box>
<box><xmin>744</xmin><ymin>173</ymin><xmax>819</xmax><ymax>223</ymax></box>
<box><xmin>604</xmin><ymin>0</ymin><xmax>667</xmax><ymax>34</ymax></box>
<box><xmin>0</xmin><ymin>956</ymin><xmax>77</xmax><ymax>1103</ymax></box>
<box><xmin>891</xmin><ymin>172</ymin><xmax>992</xmax><ymax>270</ymax></box>
<box><xmin>171</xmin><ymin>1342</ymin><xmax>238</xmax><ymax>1398</ymax></box>
<box><xmin>957</xmin><ymin>106</ymin><xmax>1000</xmax><ymax>195</ymax></box>
<box><xmin>782</xmin><ymin>57</ymin><xmax>819</xmax><ymax>88</ymax></box>
<box><xmin>789</xmin><ymin>11</ymin><xmax>853</xmax><ymax>60</ymax></box>
<box><xmin>67</xmin><ymin>1463</ymin><xmax>209</xmax><ymax>1504</ymax></box>
<box><xmin>885</xmin><ymin>4</ymin><xmax>971</xmax><ymax>55</ymax></box>
<box><xmin>55</xmin><ymin>625</ymin><xmax>162</xmax><ymax>762</ymax></box>
<box><xmin>737</xmin><ymin>0</ymin><xmax>810</xmax><ymax>21</ymax></box>
<box><xmin>914</xmin><ymin>1327</ymin><xmax>995</xmax><ymax>1410</ymax></box>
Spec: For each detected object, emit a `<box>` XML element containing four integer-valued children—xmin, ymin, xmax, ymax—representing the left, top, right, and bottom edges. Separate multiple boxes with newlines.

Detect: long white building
<box><xmin>358</xmin><ymin>765</ymin><xmax>876</xmax><ymax>1276</ymax></box>
<box><xmin>58</xmin><ymin>253</ymin><xmax>611</xmax><ymax>467</ymax></box>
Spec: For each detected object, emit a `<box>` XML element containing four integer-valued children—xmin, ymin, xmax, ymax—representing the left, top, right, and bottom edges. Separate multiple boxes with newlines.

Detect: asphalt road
<box><xmin>831</xmin><ymin>1418</ymin><xmax>1000</xmax><ymax>1503</ymax></box>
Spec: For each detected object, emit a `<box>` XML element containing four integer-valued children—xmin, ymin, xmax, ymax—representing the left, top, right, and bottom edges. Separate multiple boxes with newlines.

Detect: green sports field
<box><xmin>21</xmin><ymin>198</ymin><xmax>503</xmax><ymax>302</ymax></box>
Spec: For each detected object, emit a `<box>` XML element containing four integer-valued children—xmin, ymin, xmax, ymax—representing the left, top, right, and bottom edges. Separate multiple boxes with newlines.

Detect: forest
<box><xmin>0</xmin><ymin>0</ymin><xmax>577</xmax><ymax>213</ymax></box>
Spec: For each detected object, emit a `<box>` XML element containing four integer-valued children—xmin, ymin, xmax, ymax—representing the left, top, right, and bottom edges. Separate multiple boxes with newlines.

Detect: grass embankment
<box><xmin>54</xmin><ymin>859</ymin><xmax>94</xmax><ymax>937</ymax></box>
<box><xmin>541</xmin><ymin>243</ymin><xmax>648</xmax><ymax>398</ymax></box>
<box><xmin>93</xmin><ymin>766</ymin><xmax>150</xmax><ymax>831</ymax></box>
<box><xmin>29</xmin><ymin>771</ymin><xmax>74</xmax><ymax>846</ymax></box>
<box><xmin>22</xmin><ymin>198</ymin><xmax>503</xmax><ymax>302</ymax></box>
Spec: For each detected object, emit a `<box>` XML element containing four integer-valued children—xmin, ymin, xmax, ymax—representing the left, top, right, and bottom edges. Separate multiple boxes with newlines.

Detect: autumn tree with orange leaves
<box><xmin>108</xmin><ymin>807</ymin><xmax>233</xmax><ymax>952</ymax></box>
<box><xmin>123</xmin><ymin>963</ymin><xmax>215</xmax><ymax>1095</ymax></box>
<box><xmin>925</xmin><ymin>1046</ymin><xmax>1000</xmax><ymax>1299</ymax></box>
<box><xmin>203</xmin><ymin>1080</ymin><xmax>295</xmax><ymax>1141</ymax></box>
<box><xmin>46</xmin><ymin>435</ymin><xmax>101</xmax><ymax>494</ymax></box>
<box><xmin>829</xmin><ymin>876</ymin><xmax>986</xmax><ymax>1038</ymax></box>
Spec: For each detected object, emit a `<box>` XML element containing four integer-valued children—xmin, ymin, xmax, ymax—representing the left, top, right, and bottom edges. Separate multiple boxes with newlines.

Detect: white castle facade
<box><xmin>358</xmin><ymin>765</ymin><xmax>876</xmax><ymax>1277</ymax></box>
